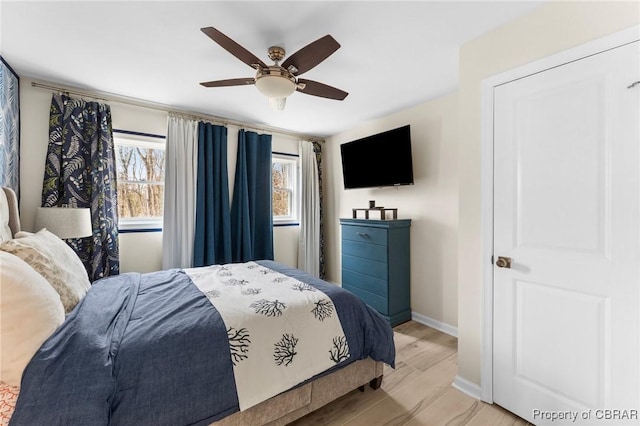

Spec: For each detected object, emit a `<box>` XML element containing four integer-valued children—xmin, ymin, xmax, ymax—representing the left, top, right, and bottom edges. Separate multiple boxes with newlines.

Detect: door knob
<box><xmin>496</xmin><ymin>256</ymin><xmax>512</xmax><ymax>268</ymax></box>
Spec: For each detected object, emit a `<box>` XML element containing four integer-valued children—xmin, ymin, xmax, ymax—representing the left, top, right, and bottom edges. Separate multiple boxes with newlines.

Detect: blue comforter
<box><xmin>10</xmin><ymin>260</ymin><xmax>395</xmax><ymax>426</ymax></box>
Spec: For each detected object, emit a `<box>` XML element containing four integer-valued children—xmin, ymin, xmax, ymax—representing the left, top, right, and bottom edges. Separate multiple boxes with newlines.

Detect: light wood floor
<box><xmin>290</xmin><ymin>321</ymin><xmax>532</xmax><ymax>426</ymax></box>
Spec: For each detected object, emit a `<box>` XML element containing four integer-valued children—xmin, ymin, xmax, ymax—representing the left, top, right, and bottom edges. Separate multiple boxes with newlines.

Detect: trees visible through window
<box><xmin>114</xmin><ymin>131</ymin><xmax>166</xmax><ymax>229</ymax></box>
<box><xmin>272</xmin><ymin>154</ymin><xmax>298</xmax><ymax>224</ymax></box>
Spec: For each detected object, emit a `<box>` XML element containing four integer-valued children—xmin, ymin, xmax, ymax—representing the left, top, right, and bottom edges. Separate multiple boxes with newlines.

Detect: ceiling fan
<box><xmin>199</xmin><ymin>27</ymin><xmax>348</xmax><ymax>110</ymax></box>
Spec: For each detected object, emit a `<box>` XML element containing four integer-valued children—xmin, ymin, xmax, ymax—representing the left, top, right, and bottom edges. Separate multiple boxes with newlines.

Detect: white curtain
<box><xmin>298</xmin><ymin>140</ymin><xmax>320</xmax><ymax>276</ymax></box>
<box><xmin>162</xmin><ymin>115</ymin><xmax>199</xmax><ymax>269</ymax></box>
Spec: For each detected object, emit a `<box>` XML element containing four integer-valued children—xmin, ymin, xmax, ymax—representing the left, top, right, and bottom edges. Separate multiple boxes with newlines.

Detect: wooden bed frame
<box><xmin>1</xmin><ymin>186</ymin><xmax>385</xmax><ymax>425</ymax></box>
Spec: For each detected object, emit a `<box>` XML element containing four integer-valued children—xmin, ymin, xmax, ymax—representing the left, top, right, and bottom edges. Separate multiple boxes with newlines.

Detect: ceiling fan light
<box><xmin>255</xmin><ymin>75</ymin><xmax>296</xmax><ymax>98</ymax></box>
<box><xmin>268</xmin><ymin>97</ymin><xmax>287</xmax><ymax>111</ymax></box>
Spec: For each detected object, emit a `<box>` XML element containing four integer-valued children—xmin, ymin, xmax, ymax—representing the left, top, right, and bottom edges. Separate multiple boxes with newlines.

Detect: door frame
<box><xmin>479</xmin><ymin>25</ymin><xmax>640</xmax><ymax>403</ymax></box>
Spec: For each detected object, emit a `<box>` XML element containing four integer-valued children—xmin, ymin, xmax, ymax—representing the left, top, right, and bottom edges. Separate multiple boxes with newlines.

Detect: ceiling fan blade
<box><xmin>201</xmin><ymin>27</ymin><xmax>267</xmax><ymax>70</ymax></box>
<box><xmin>200</xmin><ymin>78</ymin><xmax>255</xmax><ymax>88</ymax></box>
<box><xmin>282</xmin><ymin>35</ymin><xmax>340</xmax><ymax>76</ymax></box>
<box><xmin>297</xmin><ymin>79</ymin><xmax>348</xmax><ymax>100</ymax></box>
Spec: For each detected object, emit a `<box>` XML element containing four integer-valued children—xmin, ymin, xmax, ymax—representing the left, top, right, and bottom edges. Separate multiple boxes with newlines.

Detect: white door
<box><xmin>493</xmin><ymin>41</ymin><xmax>639</xmax><ymax>425</ymax></box>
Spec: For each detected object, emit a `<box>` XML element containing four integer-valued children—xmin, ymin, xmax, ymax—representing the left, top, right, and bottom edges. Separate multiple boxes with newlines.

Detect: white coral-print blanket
<box><xmin>184</xmin><ymin>262</ymin><xmax>349</xmax><ymax>411</ymax></box>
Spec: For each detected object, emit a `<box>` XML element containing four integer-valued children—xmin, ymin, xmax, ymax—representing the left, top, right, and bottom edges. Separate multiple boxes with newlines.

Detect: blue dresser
<box><xmin>340</xmin><ymin>218</ymin><xmax>411</xmax><ymax>326</ymax></box>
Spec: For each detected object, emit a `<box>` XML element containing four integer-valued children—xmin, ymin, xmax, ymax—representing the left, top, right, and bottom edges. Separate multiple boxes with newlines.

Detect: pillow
<box><xmin>13</xmin><ymin>231</ymin><xmax>34</xmax><ymax>239</ymax></box>
<box><xmin>0</xmin><ymin>229</ymin><xmax>90</xmax><ymax>313</ymax></box>
<box><xmin>0</xmin><ymin>190</ymin><xmax>12</xmax><ymax>243</ymax></box>
<box><xmin>0</xmin><ymin>251</ymin><xmax>65</xmax><ymax>387</ymax></box>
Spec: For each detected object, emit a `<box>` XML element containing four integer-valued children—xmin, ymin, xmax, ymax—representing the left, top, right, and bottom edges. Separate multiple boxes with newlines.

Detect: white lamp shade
<box><xmin>255</xmin><ymin>75</ymin><xmax>296</xmax><ymax>98</ymax></box>
<box><xmin>35</xmin><ymin>207</ymin><xmax>92</xmax><ymax>239</ymax></box>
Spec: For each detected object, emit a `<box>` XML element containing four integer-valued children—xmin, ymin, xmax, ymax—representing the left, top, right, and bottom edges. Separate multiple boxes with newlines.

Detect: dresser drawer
<box><xmin>342</xmin><ymin>284</ymin><xmax>388</xmax><ymax>315</ymax></box>
<box><xmin>342</xmin><ymin>269</ymin><xmax>388</xmax><ymax>297</ymax></box>
<box><xmin>342</xmin><ymin>254</ymin><xmax>387</xmax><ymax>280</ymax></box>
<box><xmin>341</xmin><ymin>225</ymin><xmax>387</xmax><ymax>246</ymax></box>
<box><xmin>342</xmin><ymin>240</ymin><xmax>387</xmax><ymax>263</ymax></box>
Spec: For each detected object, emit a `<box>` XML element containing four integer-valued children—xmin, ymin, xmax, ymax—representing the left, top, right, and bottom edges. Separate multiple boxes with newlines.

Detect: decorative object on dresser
<box><xmin>340</xmin><ymin>218</ymin><xmax>411</xmax><ymax>326</ymax></box>
<box><xmin>352</xmin><ymin>207</ymin><xmax>398</xmax><ymax>220</ymax></box>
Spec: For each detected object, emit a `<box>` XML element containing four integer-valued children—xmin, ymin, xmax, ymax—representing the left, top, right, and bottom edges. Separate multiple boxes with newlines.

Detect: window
<box><xmin>114</xmin><ymin>130</ymin><xmax>166</xmax><ymax>231</ymax></box>
<box><xmin>272</xmin><ymin>153</ymin><xmax>299</xmax><ymax>225</ymax></box>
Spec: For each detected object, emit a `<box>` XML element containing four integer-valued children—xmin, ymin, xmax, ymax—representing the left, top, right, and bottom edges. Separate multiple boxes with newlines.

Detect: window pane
<box><xmin>114</xmin><ymin>133</ymin><xmax>166</xmax><ymax>228</ymax></box>
<box><xmin>272</xmin><ymin>162</ymin><xmax>289</xmax><ymax>189</ymax></box>
<box><xmin>271</xmin><ymin>155</ymin><xmax>297</xmax><ymax>223</ymax></box>
<box><xmin>118</xmin><ymin>183</ymin><xmax>164</xmax><ymax>219</ymax></box>
<box><xmin>273</xmin><ymin>188</ymin><xmax>290</xmax><ymax>217</ymax></box>
<box><xmin>117</xmin><ymin>146</ymin><xmax>165</xmax><ymax>182</ymax></box>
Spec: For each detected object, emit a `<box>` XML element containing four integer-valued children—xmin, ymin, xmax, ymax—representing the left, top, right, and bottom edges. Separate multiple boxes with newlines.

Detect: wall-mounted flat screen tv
<box><xmin>340</xmin><ymin>125</ymin><xmax>414</xmax><ymax>189</ymax></box>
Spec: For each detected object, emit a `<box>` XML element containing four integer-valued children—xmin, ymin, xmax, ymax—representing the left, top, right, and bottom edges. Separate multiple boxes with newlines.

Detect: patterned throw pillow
<box><xmin>0</xmin><ymin>229</ymin><xmax>90</xmax><ymax>313</ymax></box>
<box><xmin>0</xmin><ymin>251</ymin><xmax>65</xmax><ymax>387</ymax></box>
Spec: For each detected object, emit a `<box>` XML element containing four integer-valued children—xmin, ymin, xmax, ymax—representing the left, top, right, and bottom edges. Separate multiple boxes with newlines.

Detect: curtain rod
<box><xmin>31</xmin><ymin>81</ymin><xmax>109</xmax><ymax>102</ymax></box>
<box><xmin>30</xmin><ymin>80</ymin><xmax>325</xmax><ymax>143</ymax></box>
<box><xmin>168</xmin><ymin>111</ymin><xmax>275</xmax><ymax>137</ymax></box>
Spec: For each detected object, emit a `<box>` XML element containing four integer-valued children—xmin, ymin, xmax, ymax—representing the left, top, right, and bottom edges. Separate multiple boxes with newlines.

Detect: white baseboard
<box><xmin>411</xmin><ymin>312</ymin><xmax>458</xmax><ymax>338</ymax></box>
<box><xmin>452</xmin><ymin>375</ymin><xmax>482</xmax><ymax>400</ymax></box>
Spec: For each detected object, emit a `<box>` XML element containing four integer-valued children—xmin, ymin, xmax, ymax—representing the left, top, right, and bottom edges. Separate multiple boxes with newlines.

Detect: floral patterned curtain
<box><xmin>0</xmin><ymin>57</ymin><xmax>20</xmax><ymax>197</ymax></box>
<box><xmin>312</xmin><ymin>141</ymin><xmax>325</xmax><ymax>279</ymax></box>
<box><xmin>42</xmin><ymin>93</ymin><xmax>119</xmax><ymax>281</ymax></box>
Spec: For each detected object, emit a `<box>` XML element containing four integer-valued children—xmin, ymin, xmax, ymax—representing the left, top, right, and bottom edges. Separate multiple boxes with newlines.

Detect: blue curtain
<box><xmin>231</xmin><ymin>130</ymin><xmax>273</xmax><ymax>262</ymax></box>
<box><xmin>42</xmin><ymin>93</ymin><xmax>119</xmax><ymax>281</ymax></box>
<box><xmin>193</xmin><ymin>122</ymin><xmax>232</xmax><ymax>267</ymax></box>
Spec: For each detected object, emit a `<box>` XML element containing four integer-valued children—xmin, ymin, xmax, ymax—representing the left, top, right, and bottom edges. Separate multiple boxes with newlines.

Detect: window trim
<box><xmin>272</xmin><ymin>152</ymin><xmax>300</xmax><ymax>226</ymax></box>
<box><xmin>114</xmin><ymin>129</ymin><xmax>166</xmax><ymax>232</ymax></box>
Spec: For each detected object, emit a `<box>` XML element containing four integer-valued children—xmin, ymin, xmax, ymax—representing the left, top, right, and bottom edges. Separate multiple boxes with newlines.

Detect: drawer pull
<box><xmin>356</xmin><ymin>232</ymin><xmax>369</xmax><ymax>238</ymax></box>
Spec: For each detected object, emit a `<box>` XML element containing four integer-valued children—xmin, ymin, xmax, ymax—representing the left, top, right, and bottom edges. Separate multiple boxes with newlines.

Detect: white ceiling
<box><xmin>0</xmin><ymin>1</ymin><xmax>544</xmax><ymax>137</ymax></box>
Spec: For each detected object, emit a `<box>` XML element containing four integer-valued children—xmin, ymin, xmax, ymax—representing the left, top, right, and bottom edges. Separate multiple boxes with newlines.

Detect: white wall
<box><xmin>18</xmin><ymin>79</ymin><xmax>301</xmax><ymax>273</ymax></box>
<box><xmin>325</xmin><ymin>92</ymin><xmax>459</xmax><ymax>328</ymax></box>
<box><xmin>456</xmin><ymin>1</ymin><xmax>640</xmax><ymax>386</ymax></box>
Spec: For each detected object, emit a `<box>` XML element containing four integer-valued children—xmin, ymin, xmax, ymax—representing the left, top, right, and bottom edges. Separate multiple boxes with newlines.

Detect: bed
<box><xmin>0</xmin><ymin>186</ymin><xmax>394</xmax><ymax>425</ymax></box>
